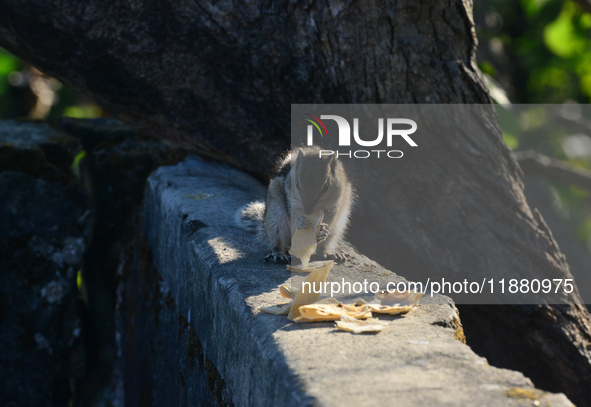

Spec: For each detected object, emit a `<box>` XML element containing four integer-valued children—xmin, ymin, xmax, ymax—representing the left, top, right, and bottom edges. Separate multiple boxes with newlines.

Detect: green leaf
<box><xmin>544</xmin><ymin>3</ymin><xmax>587</xmax><ymax>58</ymax></box>
<box><xmin>0</xmin><ymin>50</ymin><xmax>19</xmax><ymax>75</ymax></box>
<box><xmin>76</xmin><ymin>270</ymin><xmax>83</xmax><ymax>292</ymax></box>
<box><xmin>63</xmin><ymin>104</ymin><xmax>102</xmax><ymax>118</ymax></box>
<box><xmin>71</xmin><ymin>150</ymin><xmax>86</xmax><ymax>176</ymax></box>
<box><xmin>479</xmin><ymin>61</ymin><xmax>496</xmax><ymax>76</ymax></box>
<box><xmin>502</xmin><ymin>131</ymin><xmax>519</xmax><ymax>150</ymax></box>
<box><xmin>520</xmin><ymin>0</ymin><xmax>552</xmax><ymax>18</ymax></box>
<box><xmin>496</xmin><ymin>105</ymin><xmax>522</xmax><ymax>137</ymax></box>
<box><xmin>577</xmin><ymin>216</ymin><xmax>591</xmax><ymax>242</ymax></box>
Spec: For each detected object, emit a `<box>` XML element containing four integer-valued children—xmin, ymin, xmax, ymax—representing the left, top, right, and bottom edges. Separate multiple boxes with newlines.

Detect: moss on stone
<box><xmin>506</xmin><ymin>387</ymin><xmax>541</xmax><ymax>400</ymax></box>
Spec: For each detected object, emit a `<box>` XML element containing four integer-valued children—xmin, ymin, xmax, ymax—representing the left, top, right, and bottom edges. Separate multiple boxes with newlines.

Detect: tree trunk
<box><xmin>1</xmin><ymin>0</ymin><xmax>591</xmax><ymax>405</ymax></box>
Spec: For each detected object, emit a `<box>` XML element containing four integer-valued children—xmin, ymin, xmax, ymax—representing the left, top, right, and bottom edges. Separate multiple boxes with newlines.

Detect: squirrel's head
<box><xmin>292</xmin><ymin>147</ymin><xmax>346</xmax><ymax>215</ymax></box>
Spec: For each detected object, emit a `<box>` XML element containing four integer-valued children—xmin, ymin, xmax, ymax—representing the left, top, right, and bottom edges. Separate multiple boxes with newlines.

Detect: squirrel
<box><xmin>236</xmin><ymin>146</ymin><xmax>354</xmax><ymax>263</ymax></box>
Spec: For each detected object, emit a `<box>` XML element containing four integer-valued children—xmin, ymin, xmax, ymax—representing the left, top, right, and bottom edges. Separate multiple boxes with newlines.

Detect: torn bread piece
<box><xmin>365</xmin><ymin>304</ymin><xmax>414</xmax><ymax>315</ymax></box>
<box><xmin>374</xmin><ymin>290</ymin><xmax>425</xmax><ymax>306</ymax></box>
<box><xmin>355</xmin><ymin>298</ymin><xmax>418</xmax><ymax>315</ymax></box>
<box><xmin>260</xmin><ymin>302</ymin><xmax>292</xmax><ymax>315</ymax></box>
<box><xmin>287</xmin><ymin>260</ymin><xmax>334</xmax><ymax>321</ymax></box>
<box><xmin>279</xmin><ymin>285</ymin><xmax>294</xmax><ymax>299</ymax></box>
<box><xmin>295</xmin><ymin>302</ymin><xmax>372</xmax><ymax>322</ymax></box>
<box><xmin>289</xmin><ymin>211</ymin><xmax>324</xmax><ymax>266</ymax></box>
<box><xmin>336</xmin><ymin>315</ymin><xmax>386</xmax><ymax>334</ymax></box>
<box><xmin>260</xmin><ymin>262</ymin><xmax>333</xmax><ymax>318</ymax></box>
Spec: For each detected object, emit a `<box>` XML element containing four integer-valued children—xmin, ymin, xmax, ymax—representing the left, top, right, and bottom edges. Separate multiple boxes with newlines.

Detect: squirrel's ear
<box><xmin>295</xmin><ymin>148</ymin><xmax>304</xmax><ymax>168</ymax></box>
<box><xmin>329</xmin><ymin>154</ymin><xmax>337</xmax><ymax>170</ymax></box>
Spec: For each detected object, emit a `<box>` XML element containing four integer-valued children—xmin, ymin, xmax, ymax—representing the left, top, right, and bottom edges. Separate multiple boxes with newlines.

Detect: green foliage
<box><xmin>72</xmin><ymin>150</ymin><xmax>87</xmax><ymax>178</ymax></box>
<box><xmin>76</xmin><ymin>270</ymin><xmax>83</xmax><ymax>292</ymax></box>
<box><xmin>544</xmin><ymin>3</ymin><xmax>591</xmax><ymax>58</ymax></box>
<box><xmin>497</xmin><ymin>104</ymin><xmax>591</xmax><ymax>245</ymax></box>
<box><xmin>0</xmin><ymin>48</ymin><xmax>25</xmax><ymax>118</ymax></box>
<box><xmin>479</xmin><ymin>1</ymin><xmax>591</xmax><ymax>248</ymax></box>
<box><xmin>478</xmin><ymin>0</ymin><xmax>591</xmax><ymax>103</ymax></box>
<box><xmin>64</xmin><ymin>105</ymin><xmax>103</xmax><ymax>119</ymax></box>
<box><xmin>502</xmin><ymin>131</ymin><xmax>520</xmax><ymax>149</ymax></box>
<box><xmin>0</xmin><ymin>49</ymin><xmax>19</xmax><ymax>95</ymax></box>
<box><xmin>0</xmin><ymin>47</ymin><xmax>102</xmax><ymax>121</ymax></box>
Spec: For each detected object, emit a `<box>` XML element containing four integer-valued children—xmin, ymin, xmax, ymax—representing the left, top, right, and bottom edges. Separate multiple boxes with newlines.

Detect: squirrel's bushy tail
<box><xmin>235</xmin><ymin>201</ymin><xmax>265</xmax><ymax>232</ymax></box>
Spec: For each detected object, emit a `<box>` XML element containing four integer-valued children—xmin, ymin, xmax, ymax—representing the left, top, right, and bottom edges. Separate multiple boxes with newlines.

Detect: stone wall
<box><xmin>0</xmin><ymin>119</ymin><xmax>575</xmax><ymax>406</ymax></box>
<box><xmin>0</xmin><ymin>121</ymin><xmax>89</xmax><ymax>407</ymax></box>
<box><xmin>125</xmin><ymin>156</ymin><xmax>573</xmax><ymax>407</ymax></box>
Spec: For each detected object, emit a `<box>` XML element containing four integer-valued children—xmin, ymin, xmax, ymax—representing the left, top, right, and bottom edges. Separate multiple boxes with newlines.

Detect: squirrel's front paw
<box><xmin>317</xmin><ymin>223</ymin><xmax>329</xmax><ymax>243</ymax></box>
<box><xmin>296</xmin><ymin>216</ymin><xmax>311</xmax><ymax>230</ymax></box>
<box><xmin>264</xmin><ymin>252</ymin><xmax>291</xmax><ymax>264</ymax></box>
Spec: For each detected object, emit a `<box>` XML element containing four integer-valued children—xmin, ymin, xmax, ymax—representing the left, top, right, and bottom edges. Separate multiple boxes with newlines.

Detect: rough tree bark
<box><xmin>1</xmin><ymin>0</ymin><xmax>591</xmax><ymax>405</ymax></box>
